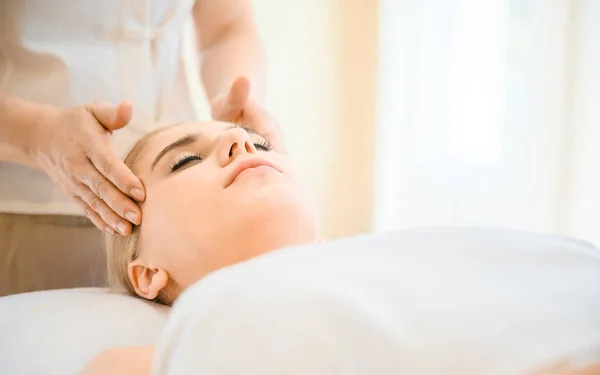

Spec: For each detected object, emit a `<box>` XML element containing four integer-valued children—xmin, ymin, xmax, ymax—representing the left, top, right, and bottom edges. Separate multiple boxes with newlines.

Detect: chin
<box><xmin>241</xmin><ymin>181</ymin><xmax>307</xmax><ymax>207</ymax></box>
<box><xmin>235</xmin><ymin>184</ymin><xmax>319</xmax><ymax>247</ymax></box>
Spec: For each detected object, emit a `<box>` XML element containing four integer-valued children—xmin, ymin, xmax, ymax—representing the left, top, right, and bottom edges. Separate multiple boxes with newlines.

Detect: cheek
<box><xmin>139</xmin><ymin>170</ymin><xmax>222</xmax><ymax>263</ymax></box>
<box><xmin>146</xmin><ymin>172</ymin><xmax>214</xmax><ymax>216</ymax></box>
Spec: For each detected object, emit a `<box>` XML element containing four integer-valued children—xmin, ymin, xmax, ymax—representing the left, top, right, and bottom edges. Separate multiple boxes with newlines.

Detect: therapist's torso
<box><xmin>0</xmin><ymin>0</ymin><xmax>198</xmax><ymax>215</ymax></box>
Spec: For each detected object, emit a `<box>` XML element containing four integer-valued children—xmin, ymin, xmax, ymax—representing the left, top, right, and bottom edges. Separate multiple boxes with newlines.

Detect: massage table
<box><xmin>1</xmin><ymin>227</ymin><xmax>599</xmax><ymax>374</ymax></box>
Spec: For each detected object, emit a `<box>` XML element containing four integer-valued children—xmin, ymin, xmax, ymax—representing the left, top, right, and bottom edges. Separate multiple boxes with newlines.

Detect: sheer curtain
<box><xmin>374</xmin><ymin>0</ymin><xmax>600</xmax><ymax>244</ymax></box>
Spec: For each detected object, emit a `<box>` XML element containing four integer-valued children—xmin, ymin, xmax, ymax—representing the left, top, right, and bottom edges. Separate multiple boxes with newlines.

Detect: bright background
<box><xmin>185</xmin><ymin>0</ymin><xmax>600</xmax><ymax>245</ymax></box>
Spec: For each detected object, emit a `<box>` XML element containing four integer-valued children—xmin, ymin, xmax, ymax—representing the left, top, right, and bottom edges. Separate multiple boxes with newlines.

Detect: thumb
<box><xmin>211</xmin><ymin>77</ymin><xmax>251</xmax><ymax>122</ymax></box>
<box><xmin>88</xmin><ymin>101</ymin><xmax>134</xmax><ymax>131</ymax></box>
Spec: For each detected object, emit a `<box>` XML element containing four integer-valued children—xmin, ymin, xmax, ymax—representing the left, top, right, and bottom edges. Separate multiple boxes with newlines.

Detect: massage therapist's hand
<box><xmin>31</xmin><ymin>101</ymin><xmax>144</xmax><ymax>235</ymax></box>
<box><xmin>211</xmin><ymin>76</ymin><xmax>286</xmax><ymax>153</ymax></box>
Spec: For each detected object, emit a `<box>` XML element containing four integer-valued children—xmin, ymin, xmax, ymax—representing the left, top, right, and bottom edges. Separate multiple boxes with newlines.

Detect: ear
<box><xmin>127</xmin><ymin>260</ymin><xmax>169</xmax><ymax>300</ymax></box>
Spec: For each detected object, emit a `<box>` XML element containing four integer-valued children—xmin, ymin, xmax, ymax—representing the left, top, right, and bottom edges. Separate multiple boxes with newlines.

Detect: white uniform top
<box><xmin>0</xmin><ymin>0</ymin><xmax>198</xmax><ymax>215</ymax></box>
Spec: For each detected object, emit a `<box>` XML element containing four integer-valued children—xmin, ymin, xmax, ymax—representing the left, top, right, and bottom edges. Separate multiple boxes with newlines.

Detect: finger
<box><xmin>79</xmin><ymin>163</ymin><xmax>142</xmax><ymax>225</ymax></box>
<box><xmin>87</xmin><ymin>100</ymin><xmax>134</xmax><ymax>131</ymax></box>
<box><xmin>87</xmin><ymin>146</ymin><xmax>146</xmax><ymax>202</ymax></box>
<box><xmin>72</xmin><ymin>196</ymin><xmax>114</xmax><ymax>234</ymax></box>
<box><xmin>242</xmin><ymin>104</ymin><xmax>286</xmax><ymax>153</ymax></box>
<box><xmin>212</xmin><ymin>77</ymin><xmax>251</xmax><ymax>121</ymax></box>
<box><xmin>78</xmin><ymin>184</ymin><xmax>133</xmax><ymax>236</ymax></box>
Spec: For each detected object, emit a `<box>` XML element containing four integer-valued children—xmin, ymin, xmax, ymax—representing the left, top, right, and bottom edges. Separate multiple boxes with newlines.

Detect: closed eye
<box><xmin>169</xmin><ymin>131</ymin><xmax>272</xmax><ymax>172</ymax></box>
<box><xmin>253</xmin><ymin>137</ymin><xmax>273</xmax><ymax>152</ymax></box>
<box><xmin>170</xmin><ymin>153</ymin><xmax>203</xmax><ymax>172</ymax></box>
<box><xmin>234</xmin><ymin>125</ymin><xmax>273</xmax><ymax>152</ymax></box>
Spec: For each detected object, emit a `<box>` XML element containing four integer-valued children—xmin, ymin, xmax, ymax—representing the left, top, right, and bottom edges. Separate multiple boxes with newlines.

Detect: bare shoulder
<box><xmin>529</xmin><ymin>361</ymin><xmax>600</xmax><ymax>375</ymax></box>
<box><xmin>78</xmin><ymin>346</ymin><xmax>154</xmax><ymax>375</ymax></box>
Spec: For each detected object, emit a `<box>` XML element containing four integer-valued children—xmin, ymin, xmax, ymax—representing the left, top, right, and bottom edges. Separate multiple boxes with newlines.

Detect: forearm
<box><xmin>79</xmin><ymin>346</ymin><xmax>154</xmax><ymax>375</ymax></box>
<box><xmin>0</xmin><ymin>93</ymin><xmax>48</xmax><ymax>168</ymax></box>
<box><xmin>199</xmin><ymin>25</ymin><xmax>266</xmax><ymax>105</ymax></box>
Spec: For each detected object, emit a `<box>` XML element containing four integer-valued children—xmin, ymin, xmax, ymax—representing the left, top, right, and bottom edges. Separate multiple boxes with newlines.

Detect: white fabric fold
<box><xmin>153</xmin><ymin>227</ymin><xmax>600</xmax><ymax>375</ymax></box>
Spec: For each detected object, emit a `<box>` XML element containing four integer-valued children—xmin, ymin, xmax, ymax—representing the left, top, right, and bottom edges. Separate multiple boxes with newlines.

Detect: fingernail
<box><xmin>117</xmin><ymin>222</ymin><xmax>127</xmax><ymax>235</ymax></box>
<box><xmin>105</xmin><ymin>226</ymin><xmax>115</xmax><ymax>235</ymax></box>
<box><xmin>125</xmin><ymin>211</ymin><xmax>138</xmax><ymax>224</ymax></box>
<box><xmin>131</xmin><ymin>188</ymin><xmax>145</xmax><ymax>201</ymax></box>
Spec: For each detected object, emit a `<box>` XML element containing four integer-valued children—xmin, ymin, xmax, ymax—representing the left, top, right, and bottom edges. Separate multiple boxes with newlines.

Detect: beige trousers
<box><xmin>0</xmin><ymin>213</ymin><xmax>106</xmax><ymax>297</ymax></box>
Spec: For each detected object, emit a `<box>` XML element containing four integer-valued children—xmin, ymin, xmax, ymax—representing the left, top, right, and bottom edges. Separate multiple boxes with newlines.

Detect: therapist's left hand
<box><xmin>211</xmin><ymin>77</ymin><xmax>286</xmax><ymax>153</ymax></box>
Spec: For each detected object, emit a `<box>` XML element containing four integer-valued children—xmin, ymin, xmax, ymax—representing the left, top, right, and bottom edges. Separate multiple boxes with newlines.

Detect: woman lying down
<box><xmin>80</xmin><ymin>108</ymin><xmax>600</xmax><ymax>374</ymax></box>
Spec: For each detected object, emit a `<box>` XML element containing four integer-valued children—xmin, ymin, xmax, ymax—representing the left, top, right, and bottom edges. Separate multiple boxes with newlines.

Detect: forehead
<box><xmin>147</xmin><ymin>120</ymin><xmax>230</xmax><ymax>154</ymax></box>
<box><xmin>148</xmin><ymin>121</ymin><xmax>229</xmax><ymax>150</ymax></box>
<box><xmin>134</xmin><ymin>121</ymin><xmax>228</xmax><ymax>171</ymax></box>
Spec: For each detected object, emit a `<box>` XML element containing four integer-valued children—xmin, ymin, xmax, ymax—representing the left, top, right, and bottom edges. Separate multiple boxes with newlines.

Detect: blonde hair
<box><xmin>105</xmin><ymin>126</ymin><xmax>175</xmax><ymax>305</ymax></box>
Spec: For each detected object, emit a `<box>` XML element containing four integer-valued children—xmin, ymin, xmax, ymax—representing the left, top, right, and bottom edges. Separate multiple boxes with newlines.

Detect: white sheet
<box><xmin>0</xmin><ymin>288</ymin><xmax>169</xmax><ymax>375</ymax></box>
<box><xmin>153</xmin><ymin>227</ymin><xmax>600</xmax><ymax>375</ymax></box>
<box><xmin>1</xmin><ymin>227</ymin><xmax>599</xmax><ymax>375</ymax></box>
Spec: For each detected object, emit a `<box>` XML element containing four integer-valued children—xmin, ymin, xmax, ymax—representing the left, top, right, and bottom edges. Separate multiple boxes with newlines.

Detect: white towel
<box><xmin>152</xmin><ymin>227</ymin><xmax>600</xmax><ymax>375</ymax></box>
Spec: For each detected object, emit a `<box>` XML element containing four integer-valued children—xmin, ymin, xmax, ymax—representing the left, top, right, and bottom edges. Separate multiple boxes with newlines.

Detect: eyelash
<box><xmin>170</xmin><ymin>153</ymin><xmax>203</xmax><ymax>172</ymax></box>
<box><xmin>169</xmin><ymin>139</ymin><xmax>274</xmax><ymax>172</ymax></box>
<box><xmin>254</xmin><ymin>138</ymin><xmax>273</xmax><ymax>152</ymax></box>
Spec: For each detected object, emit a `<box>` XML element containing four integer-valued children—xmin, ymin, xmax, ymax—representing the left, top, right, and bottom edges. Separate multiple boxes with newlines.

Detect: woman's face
<box><xmin>129</xmin><ymin>121</ymin><xmax>319</xmax><ymax>298</ymax></box>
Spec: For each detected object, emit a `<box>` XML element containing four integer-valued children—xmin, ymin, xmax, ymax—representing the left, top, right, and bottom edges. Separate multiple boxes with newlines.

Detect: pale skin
<box><xmin>79</xmin><ymin>345</ymin><xmax>600</xmax><ymax>374</ymax></box>
<box><xmin>128</xmin><ymin>124</ymin><xmax>318</xmax><ymax>300</ymax></box>
<box><xmin>78</xmin><ymin>110</ymin><xmax>600</xmax><ymax>375</ymax></box>
<box><xmin>79</xmin><ymin>115</ymin><xmax>320</xmax><ymax>374</ymax></box>
<box><xmin>0</xmin><ymin>0</ymin><xmax>266</xmax><ymax>235</ymax></box>
<box><xmin>530</xmin><ymin>362</ymin><xmax>600</xmax><ymax>375</ymax></box>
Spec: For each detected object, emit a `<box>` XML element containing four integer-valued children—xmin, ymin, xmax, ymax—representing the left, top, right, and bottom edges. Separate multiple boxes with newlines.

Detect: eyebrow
<box><xmin>151</xmin><ymin>132</ymin><xmax>202</xmax><ymax>170</ymax></box>
<box><xmin>150</xmin><ymin>127</ymin><xmax>263</xmax><ymax>171</ymax></box>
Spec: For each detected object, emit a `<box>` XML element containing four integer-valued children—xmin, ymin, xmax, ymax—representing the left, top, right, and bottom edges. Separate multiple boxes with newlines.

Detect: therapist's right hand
<box><xmin>32</xmin><ymin>101</ymin><xmax>144</xmax><ymax>236</ymax></box>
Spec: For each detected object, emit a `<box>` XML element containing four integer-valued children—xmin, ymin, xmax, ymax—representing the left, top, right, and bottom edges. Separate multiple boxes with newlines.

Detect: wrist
<box><xmin>25</xmin><ymin>103</ymin><xmax>60</xmax><ymax>169</ymax></box>
<box><xmin>11</xmin><ymin>98</ymin><xmax>59</xmax><ymax>169</ymax></box>
<box><xmin>0</xmin><ymin>94</ymin><xmax>54</xmax><ymax>168</ymax></box>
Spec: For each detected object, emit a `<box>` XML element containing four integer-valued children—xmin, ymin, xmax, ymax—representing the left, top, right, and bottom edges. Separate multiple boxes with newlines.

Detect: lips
<box><xmin>224</xmin><ymin>157</ymin><xmax>283</xmax><ymax>188</ymax></box>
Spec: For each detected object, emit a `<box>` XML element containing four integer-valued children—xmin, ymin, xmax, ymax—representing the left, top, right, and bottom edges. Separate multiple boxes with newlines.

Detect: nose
<box><xmin>217</xmin><ymin>127</ymin><xmax>256</xmax><ymax>167</ymax></box>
